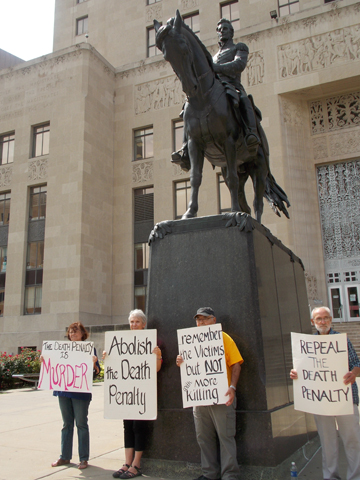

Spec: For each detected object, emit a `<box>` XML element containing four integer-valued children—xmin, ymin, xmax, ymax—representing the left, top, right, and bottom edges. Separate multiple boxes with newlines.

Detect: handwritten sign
<box><xmin>177</xmin><ymin>323</ymin><xmax>229</xmax><ymax>408</ymax></box>
<box><xmin>291</xmin><ymin>332</ymin><xmax>353</xmax><ymax>416</ymax></box>
<box><xmin>38</xmin><ymin>341</ymin><xmax>94</xmax><ymax>393</ymax></box>
<box><xmin>104</xmin><ymin>330</ymin><xmax>157</xmax><ymax>420</ymax></box>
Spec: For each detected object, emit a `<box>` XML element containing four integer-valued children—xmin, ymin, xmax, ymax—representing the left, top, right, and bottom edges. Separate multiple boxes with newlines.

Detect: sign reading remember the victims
<box><xmin>291</xmin><ymin>332</ymin><xmax>353</xmax><ymax>416</ymax></box>
<box><xmin>38</xmin><ymin>341</ymin><xmax>94</xmax><ymax>393</ymax></box>
<box><xmin>104</xmin><ymin>330</ymin><xmax>157</xmax><ymax>420</ymax></box>
<box><xmin>177</xmin><ymin>323</ymin><xmax>229</xmax><ymax>408</ymax></box>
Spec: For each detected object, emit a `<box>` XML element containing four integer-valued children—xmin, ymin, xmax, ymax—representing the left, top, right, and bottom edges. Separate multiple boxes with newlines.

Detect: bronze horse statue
<box><xmin>154</xmin><ymin>11</ymin><xmax>290</xmax><ymax>223</ymax></box>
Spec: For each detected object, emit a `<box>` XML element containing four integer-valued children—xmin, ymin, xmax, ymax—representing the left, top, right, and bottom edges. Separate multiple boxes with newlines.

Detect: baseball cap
<box><xmin>194</xmin><ymin>307</ymin><xmax>215</xmax><ymax>319</ymax></box>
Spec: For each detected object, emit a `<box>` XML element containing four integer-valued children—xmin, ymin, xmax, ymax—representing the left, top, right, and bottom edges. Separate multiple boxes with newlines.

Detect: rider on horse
<box><xmin>172</xmin><ymin>18</ymin><xmax>260</xmax><ymax>170</ymax></box>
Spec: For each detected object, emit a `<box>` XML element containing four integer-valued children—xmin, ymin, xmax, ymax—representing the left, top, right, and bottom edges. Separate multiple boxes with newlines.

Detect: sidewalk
<box><xmin>0</xmin><ymin>383</ymin><xmax>348</xmax><ymax>480</ymax></box>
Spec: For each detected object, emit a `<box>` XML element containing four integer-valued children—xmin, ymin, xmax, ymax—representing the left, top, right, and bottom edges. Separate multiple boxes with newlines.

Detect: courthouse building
<box><xmin>0</xmin><ymin>0</ymin><xmax>359</xmax><ymax>353</ymax></box>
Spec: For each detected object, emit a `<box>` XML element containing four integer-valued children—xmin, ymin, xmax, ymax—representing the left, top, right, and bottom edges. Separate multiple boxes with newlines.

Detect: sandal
<box><xmin>113</xmin><ymin>464</ymin><xmax>131</xmax><ymax>478</ymax></box>
<box><xmin>120</xmin><ymin>465</ymin><xmax>142</xmax><ymax>478</ymax></box>
<box><xmin>78</xmin><ymin>460</ymin><xmax>88</xmax><ymax>469</ymax></box>
<box><xmin>51</xmin><ymin>458</ymin><xmax>70</xmax><ymax>467</ymax></box>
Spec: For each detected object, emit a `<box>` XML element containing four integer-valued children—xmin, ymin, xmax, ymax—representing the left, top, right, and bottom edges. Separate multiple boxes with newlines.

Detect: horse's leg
<box><xmin>237</xmin><ymin>169</ymin><xmax>251</xmax><ymax>215</ymax></box>
<box><xmin>182</xmin><ymin>139</ymin><xmax>204</xmax><ymax>218</ymax></box>
<box><xmin>224</xmin><ymin>139</ymin><xmax>241</xmax><ymax>212</ymax></box>
<box><xmin>249</xmin><ymin>150</ymin><xmax>267</xmax><ymax>223</ymax></box>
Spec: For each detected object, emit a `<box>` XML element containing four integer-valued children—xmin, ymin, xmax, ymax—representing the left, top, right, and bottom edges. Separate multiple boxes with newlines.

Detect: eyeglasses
<box><xmin>314</xmin><ymin>316</ymin><xmax>331</xmax><ymax>323</ymax></box>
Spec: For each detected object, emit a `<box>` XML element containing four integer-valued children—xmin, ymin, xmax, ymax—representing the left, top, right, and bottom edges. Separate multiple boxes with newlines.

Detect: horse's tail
<box><xmin>264</xmin><ymin>174</ymin><xmax>291</xmax><ymax>218</ymax></box>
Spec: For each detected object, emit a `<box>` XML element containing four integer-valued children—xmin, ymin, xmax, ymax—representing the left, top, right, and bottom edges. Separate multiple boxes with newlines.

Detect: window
<box><xmin>173</xmin><ymin>120</ymin><xmax>184</xmax><ymax>152</ymax></box>
<box><xmin>77</xmin><ymin>0</ymin><xmax>88</xmax><ymax>3</ymax></box>
<box><xmin>278</xmin><ymin>0</ymin><xmax>299</xmax><ymax>16</ymax></box>
<box><xmin>29</xmin><ymin>186</ymin><xmax>47</xmax><ymax>220</ymax></box>
<box><xmin>0</xmin><ymin>246</ymin><xmax>7</xmax><ymax>316</ymax></box>
<box><xmin>24</xmin><ymin>241</ymin><xmax>44</xmax><ymax>315</ymax></box>
<box><xmin>134</xmin><ymin>242</ymin><xmax>150</xmax><ymax>311</ymax></box>
<box><xmin>175</xmin><ymin>180</ymin><xmax>191</xmax><ymax>219</ymax></box>
<box><xmin>32</xmin><ymin>124</ymin><xmax>50</xmax><ymax>157</ymax></box>
<box><xmin>0</xmin><ymin>193</ymin><xmax>10</xmax><ymax>225</ymax></box>
<box><xmin>183</xmin><ymin>12</ymin><xmax>200</xmax><ymax>36</ymax></box>
<box><xmin>0</xmin><ymin>133</ymin><xmax>15</xmax><ymax>165</ymax></box>
<box><xmin>220</xmin><ymin>1</ymin><xmax>240</xmax><ymax>31</ymax></box>
<box><xmin>147</xmin><ymin>0</ymin><xmax>161</xmax><ymax>3</ymax></box>
<box><xmin>134</xmin><ymin>127</ymin><xmax>153</xmax><ymax>161</ymax></box>
<box><xmin>76</xmin><ymin>16</ymin><xmax>88</xmax><ymax>35</ymax></box>
<box><xmin>147</xmin><ymin>27</ymin><xmax>160</xmax><ymax>58</ymax></box>
<box><xmin>218</xmin><ymin>174</ymin><xmax>231</xmax><ymax>213</ymax></box>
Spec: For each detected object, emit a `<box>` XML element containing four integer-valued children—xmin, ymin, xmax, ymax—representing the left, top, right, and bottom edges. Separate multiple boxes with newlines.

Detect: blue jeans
<box><xmin>58</xmin><ymin>396</ymin><xmax>90</xmax><ymax>462</ymax></box>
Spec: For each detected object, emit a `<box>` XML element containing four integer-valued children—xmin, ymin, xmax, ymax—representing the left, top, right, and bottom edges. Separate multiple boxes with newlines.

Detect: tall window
<box><xmin>278</xmin><ymin>0</ymin><xmax>299</xmax><ymax>16</ymax></box>
<box><xmin>134</xmin><ymin>127</ymin><xmax>153</xmax><ymax>160</ymax></box>
<box><xmin>0</xmin><ymin>133</ymin><xmax>15</xmax><ymax>165</ymax></box>
<box><xmin>184</xmin><ymin>12</ymin><xmax>200</xmax><ymax>36</ymax></box>
<box><xmin>220</xmin><ymin>1</ymin><xmax>240</xmax><ymax>31</ymax></box>
<box><xmin>76</xmin><ymin>16</ymin><xmax>88</xmax><ymax>35</ymax></box>
<box><xmin>0</xmin><ymin>193</ymin><xmax>11</xmax><ymax>225</ymax></box>
<box><xmin>24</xmin><ymin>241</ymin><xmax>44</xmax><ymax>315</ymax></box>
<box><xmin>25</xmin><ymin>185</ymin><xmax>46</xmax><ymax>315</ymax></box>
<box><xmin>173</xmin><ymin>120</ymin><xmax>184</xmax><ymax>152</ymax></box>
<box><xmin>134</xmin><ymin>187</ymin><xmax>154</xmax><ymax>310</ymax></box>
<box><xmin>175</xmin><ymin>180</ymin><xmax>191</xmax><ymax>219</ymax></box>
<box><xmin>147</xmin><ymin>0</ymin><xmax>161</xmax><ymax>3</ymax></box>
<box><xmin>147</xmin><ymin>27</ymin><xmax>160</xmax><ymax>58</ymax></box>
<box><xmin>0</xmin><ymin>246</ymin><xmax>7</xmax><ymax>316</ymax></box>
<box><xmin>29</xmin><ymin>186</ymin><xmax>46</xmax><ymax>220</ymax></box>
<box><xmin>218</xmin><ymin>174</ymin><xmax>231</xmax><ymax>213</ymax></box>
<box><xmin>32</xmin><ymin>124</ymin><xmax>50</xmax><ymax>158</ymax></box>
<box><xmin>77</xmin><ymin>0</ymin><xmax>88</xmax><ymax>3</ymax></box>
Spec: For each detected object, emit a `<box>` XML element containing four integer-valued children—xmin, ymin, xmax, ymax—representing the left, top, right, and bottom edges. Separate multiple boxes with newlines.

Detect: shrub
<box><xmin>0</xmin><ymin>348</ymin><xmax>41</xmax><ymax>390</ymax></box>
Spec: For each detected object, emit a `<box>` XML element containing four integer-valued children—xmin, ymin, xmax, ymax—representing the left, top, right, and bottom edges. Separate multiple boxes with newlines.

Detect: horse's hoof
<box><xmin>182</xmin><ymin>211</ymin><xmax>196</xmax><ymax>219</ymax></box>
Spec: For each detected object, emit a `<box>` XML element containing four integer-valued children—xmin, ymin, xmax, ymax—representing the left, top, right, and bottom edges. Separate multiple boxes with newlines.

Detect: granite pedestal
<box><xmin>145</xmin><ymin>214</ymin><xmax>317</xmax><ymax>476</ymax></box>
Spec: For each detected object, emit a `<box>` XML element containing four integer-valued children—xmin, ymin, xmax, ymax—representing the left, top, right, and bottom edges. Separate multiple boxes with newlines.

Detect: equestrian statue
<box><xmin>154</xmin><ymin>11</ymin><xmax>290</xmax><ymax>224</ymax></box>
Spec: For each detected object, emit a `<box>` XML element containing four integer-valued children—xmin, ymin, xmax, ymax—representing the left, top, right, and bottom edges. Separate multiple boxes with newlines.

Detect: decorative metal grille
<box><xmin>317</xmin><ymin>160</ymin><xmax>360</xmax><ymax>261</ymax></box>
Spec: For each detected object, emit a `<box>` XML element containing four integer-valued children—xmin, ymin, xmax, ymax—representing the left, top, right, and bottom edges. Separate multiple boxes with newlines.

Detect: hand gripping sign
<box><xmin>104</xmin><ymin>329</ymin><xmax>157</xmax><ymax>420</ymax></box>
<box><xmin>177</xmin><ymin>323</ymin><xmax>229</xmax><ymax>408</ymax></box>
<box><xmin>291</xmin><ymin>332</ymin><xmax>353</xmax><ymax>416</ymax></box>
<box><xmin>38</xmin><ymin>340</ymin><xmax>94</xmax><ymax>393</ymax></box>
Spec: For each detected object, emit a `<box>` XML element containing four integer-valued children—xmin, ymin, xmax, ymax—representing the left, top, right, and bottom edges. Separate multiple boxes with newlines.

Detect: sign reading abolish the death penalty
<box><xmin>291</xmin><ymin>332</ymin><xmax>353</xmax><ymax>416</ymax></box>
<box><xmin>38</xmin><ymin>341</ymin><xmax>94</xmax><ymax>393</ymax></box>
<box><xmin>104</xmin><ymin>329</ymin><xmax>157</xmax><ymax>420</ymax></box>
<box><xmin>177</xmin><ymin>323</ymin><xmax>229</xmax><ymax>408</ymax></box>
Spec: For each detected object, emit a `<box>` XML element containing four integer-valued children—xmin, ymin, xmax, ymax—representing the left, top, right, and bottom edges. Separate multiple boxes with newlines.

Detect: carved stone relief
<box><xmin>281</xmin><ymin>98</ymin><xmax>303</xmax><ymax>126</ymax></box>
<box><xmin>329</xmin><ymin>131</ymin><xmax>360</xmax><ymax>156</ymax></box>
<box><xmin>181</xmin><ymin>0</ymin><xmax>199</xmax><ymax>10</ymax></box>
<box><xmin>134</xmin><ymin>76</ymin><xmax>185</xmax><ymax>115</ymax></box>
<box><xmin>28</xmin><ymin>158</ymin><xmax>48</xmax><ymax>181</ymax></box>
<box><xmin>246</xmin><ymin>51</ymin><xmax>264</xmax><ymax>87</ymax></box>
<box><xmin>132</xmin><ymin>161</ymin><xmax>154</xmax><ymax>183</ymax></box>
<box><xmin>146</xmin><ymin>4</ymin><xmax>162</xmax><ymax>24</ymax></box>
<box><xmin>172</xmin><ymin>164</ymin><xmax>188</xmax><ymax>177</ymax></box>
<box><xmin>0</xmin><ymin>166</ymin><xmax>12</xmax><ymax>187</ymax></box>
<box><xmin>304</xmin><ymin>272</ymin><xmax>320</xmax><ymax>304</ymax></box>
<box><xmin>313</xmin><ymin>137</ymin><xmax>328</xmax><ymax>160</ymax></box>
<box><xmin>278</xmin><ymin>23</ymin><xmax>360</xmax><ymax>78</ymax></box>
<box><xmin>317</xmin><ymin>160</ymin><xmax>360</xmax><ymax>261</ymax></box>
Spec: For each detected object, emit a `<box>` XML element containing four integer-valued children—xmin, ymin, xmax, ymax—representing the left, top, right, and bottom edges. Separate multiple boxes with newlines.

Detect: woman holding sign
<box><xmin>110</xmin><ymin>309</ymin><xmax>162</xmax><ymax>479</ymax></box>
<box><xmin>50</xmin><ymin>322</ymin><xmax>100</xmax><ymax>470</ymax></box>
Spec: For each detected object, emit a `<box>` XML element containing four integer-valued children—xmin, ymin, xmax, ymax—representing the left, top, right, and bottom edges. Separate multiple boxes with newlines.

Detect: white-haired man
<box><xmin>290</xmin><ymin>306</ymin><xmax>360</xmax><ymax>480</ymax></box>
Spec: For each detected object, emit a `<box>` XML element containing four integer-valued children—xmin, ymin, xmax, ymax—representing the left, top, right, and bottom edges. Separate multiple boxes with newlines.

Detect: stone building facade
<box><xmin>0</xmin><ymin>0</ymin><xmax>359</xmax><ymax>353</ymax></box>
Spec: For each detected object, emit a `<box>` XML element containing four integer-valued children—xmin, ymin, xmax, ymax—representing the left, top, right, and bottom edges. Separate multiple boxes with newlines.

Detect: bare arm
<box><xmin>225</xmin><ymin>362</ymin><xmax>241</xmax><ymax>406</ymax></box>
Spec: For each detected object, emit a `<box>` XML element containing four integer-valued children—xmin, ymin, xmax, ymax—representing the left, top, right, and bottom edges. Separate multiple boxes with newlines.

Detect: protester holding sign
<box><xmin>108</xmin><ymin>310</ymin><xmax>162</xmax><ymax>479</ymax></box>
<box><xmin>176</xmin><ymin>307</ymin><xmax>243</xmax><ymax>480</ymax></box>
<box><xmin>48</xmin><ymin>322</ymin><xmax>100</xmax><ymax>470</ymax></box>
<box><xmin>290</xmin><ymin>306</ymin><xmax>360</xmax><ymax>480</ymax></box>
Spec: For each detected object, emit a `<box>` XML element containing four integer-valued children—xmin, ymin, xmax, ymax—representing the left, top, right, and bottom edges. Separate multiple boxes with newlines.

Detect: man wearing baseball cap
<box><xmin>176</xmin><ymin>307</ymin><xmax>243</xmax><ymax>480</ymax></box>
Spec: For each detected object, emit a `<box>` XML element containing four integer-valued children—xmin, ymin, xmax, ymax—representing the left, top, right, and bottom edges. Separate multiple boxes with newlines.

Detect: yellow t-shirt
<box><xmin>223</xmin><ymin>331</ymin><xmax>244</xmax><ymax>386</ymax></box>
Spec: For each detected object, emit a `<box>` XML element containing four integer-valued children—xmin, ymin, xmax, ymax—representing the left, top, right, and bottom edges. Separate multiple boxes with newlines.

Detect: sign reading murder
<box><xmin>177</xmin><ymin>323</ymin><xmax>229</xmax><ymax>408</ymax></box>
<box><xmin>38</xmin><ymin>341</ymin><xmax>94</xmax><ymax>393</ymax></box>
<box><xmin>104</xmin><ymin>330</ymin><xmax>157</xmax><ymax>420</ymax></box>
<box><xmin>291</xmin><ymin>332</ymin><xmax>353</xmax><ymax>416</ymax></box>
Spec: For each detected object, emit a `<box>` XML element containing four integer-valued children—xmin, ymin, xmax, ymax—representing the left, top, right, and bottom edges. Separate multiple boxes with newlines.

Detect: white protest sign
<box><xmin>104</xmin><ymin>329</ymin><xmax>157</xmax><ymax>420</ymax></box>
<box><xmin>291</xmin><ymin>332</ymin><xmax>353</xmax><ymax>416</ymax></box>
<box><xmin>177</xmin><ymin>323</ymin><xmax>229</xmax><ymax>408</ymax></box>
<box><xmin>38</xmin><ymin>341</ymin><xmax>94</xmax><ymax>393</ymax></box>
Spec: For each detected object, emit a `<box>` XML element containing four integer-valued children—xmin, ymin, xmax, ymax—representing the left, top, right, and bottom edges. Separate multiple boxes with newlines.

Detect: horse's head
<box><xmin>154</xmin><ymin>11</ymin><xmax>198</xmax><ymax>98</ymax></box>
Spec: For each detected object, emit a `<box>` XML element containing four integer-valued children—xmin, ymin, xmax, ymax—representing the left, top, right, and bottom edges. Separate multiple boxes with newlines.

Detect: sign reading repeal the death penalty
<box><xmin>177</xmin><ymin>323</ymin><xmax>229</xmax><ymax>408</ymax></box>
<box><xmin>104</xmin><ymin>329</ymin><xmax>157</xmax><ymax>420</ymax></box>
<box><xmin>38</xmin><ymin>341</ymin><xmax>94</xmax><ymax>393</ymax></box>
<box><xmin>291</xmin><ymin>332</ymin><xmax>353</xmax><ymax>416</ymax></box>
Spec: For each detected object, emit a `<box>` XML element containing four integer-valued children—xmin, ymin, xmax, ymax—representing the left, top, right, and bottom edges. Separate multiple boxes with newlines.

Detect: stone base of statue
<box><xmin>145</xmin><ymin>214</ymin><xmax>317</xmax><ymax>478</ymax></box>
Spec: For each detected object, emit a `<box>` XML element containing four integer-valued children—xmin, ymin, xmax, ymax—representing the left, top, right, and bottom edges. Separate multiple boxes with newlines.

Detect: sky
<box><xmin>0</xmin><ymin>0</ymin><xmax>56</xmax><ymax>61</ymax></box>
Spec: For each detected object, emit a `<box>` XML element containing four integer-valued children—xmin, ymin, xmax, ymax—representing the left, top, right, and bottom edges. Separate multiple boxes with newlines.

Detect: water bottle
<box><xmin>290</xmin><ymin>462</ymin><xmax>298</xmax><ymax>478</ymax></box>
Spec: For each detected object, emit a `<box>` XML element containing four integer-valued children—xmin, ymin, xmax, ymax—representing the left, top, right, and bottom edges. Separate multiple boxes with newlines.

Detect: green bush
<box><xmin>0</xmin><ymin>348</ymin><xmax>41</xmax><ymax>390</ymax></box>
